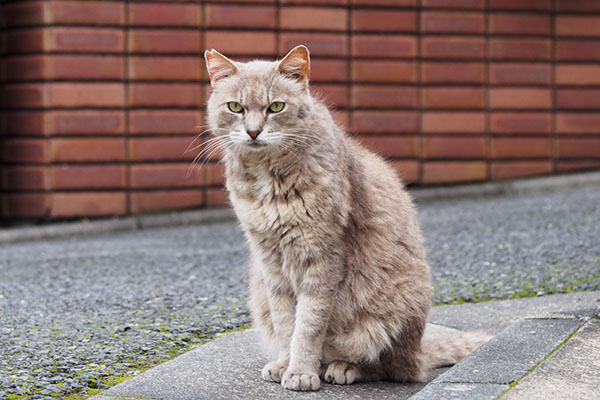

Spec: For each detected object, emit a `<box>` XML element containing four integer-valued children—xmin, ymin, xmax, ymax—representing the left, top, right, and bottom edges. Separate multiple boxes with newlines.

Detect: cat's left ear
<box><xmin>277</xmin><ymin>45</ymin><xmax>310</xmax><ymax>87</ymax></box>
<box><xmin>204</xmin><ymin>49</ymin><xmax>238</xmax><ymax>87</ymax></box>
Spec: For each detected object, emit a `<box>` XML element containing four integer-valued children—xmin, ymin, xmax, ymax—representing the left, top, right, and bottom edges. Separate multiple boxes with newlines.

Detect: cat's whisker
<box><xmin>186</xmin><ymin>136</ymin><xmax>230</xmax><ymax>177</ymax></box>
<box><xmin>184</xmin><ymin>128</ymin><xmax>229</xmax><ymax>155</ymax></box>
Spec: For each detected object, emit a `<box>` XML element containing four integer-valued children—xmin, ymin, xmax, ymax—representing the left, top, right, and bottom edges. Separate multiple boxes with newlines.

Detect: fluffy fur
<box><xmin>203</xmin><ymin>45</ymin><xmax>490</xmax><ymax>392</ymax></box>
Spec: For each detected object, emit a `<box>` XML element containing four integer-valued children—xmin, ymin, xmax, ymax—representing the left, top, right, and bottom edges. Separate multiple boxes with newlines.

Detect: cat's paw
<box><xmin>281</xmin><ymin>370</ymin><xmax>321</xmax><ymax>391</ymax></box>
<box><xmin>261</xmin><ymin>360</ymin><xmax>287</xmax><ymax>383</ymax></box>
<box><xmin>322</xmin><ymin>360</ymin><xmax>360</xmax><ymax>385</ymax></box>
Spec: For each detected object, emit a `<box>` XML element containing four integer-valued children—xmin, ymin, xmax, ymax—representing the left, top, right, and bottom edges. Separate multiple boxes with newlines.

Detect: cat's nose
<box><xmin>247</xmin><ymin>130</ymin><xmax>260</xmax><ymax>140</ymax></box>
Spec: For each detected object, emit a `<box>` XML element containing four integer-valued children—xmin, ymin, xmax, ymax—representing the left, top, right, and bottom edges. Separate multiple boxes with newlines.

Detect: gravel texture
<box><xmin>1</xmin><ymin>184</ymin><xmax>599</xmax><ymax>399</ymax></box>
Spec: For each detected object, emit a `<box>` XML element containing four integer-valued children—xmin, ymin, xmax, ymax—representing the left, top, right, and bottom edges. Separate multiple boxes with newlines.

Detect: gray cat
<box><xmin>203</xmin><ymin>45</ymin><xmax>489</xmax><ymax>392</ymax></box>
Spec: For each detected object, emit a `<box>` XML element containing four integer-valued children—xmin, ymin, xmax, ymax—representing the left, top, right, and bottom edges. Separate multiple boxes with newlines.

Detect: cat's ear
<box><xmin>204</xmin><ymin>49</ymin><xmax>238</xmax><ymax>87</ymax></box>
<box><xmin>277</xmin><ymin>45</ymin><xmax>311</xmax><ymax>86</ymax></box>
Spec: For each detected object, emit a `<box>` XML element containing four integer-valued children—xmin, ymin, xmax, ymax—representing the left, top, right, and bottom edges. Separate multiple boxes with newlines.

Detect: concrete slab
<box><xmin>429</xmin><ymin>291</ymin><xmax>599</xmax><ymax>334</ymax></box>
<box><xmin>97</xmin><ymin>328</ymin><xmax>450</xmax><ymax>400</ymax></box>
<box><xmin>409</xmin><ymin>382</ymin><xmax>508</xmax><ymax>400</ymax></box>
<box><xmin>503</xmin><ymin>319</ymin><xmax>600</xmax><ymax>400</ymax></box>
<box><xmin>433</xmin><ymin>318</ymin><xmax>583</xmax><ymax>385</ymax></box>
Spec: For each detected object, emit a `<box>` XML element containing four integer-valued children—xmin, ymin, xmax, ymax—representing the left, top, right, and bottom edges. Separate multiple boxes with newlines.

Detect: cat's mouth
<box><xmin>247</xmin><ymin>140</ymin><xmax>267</xmax><ymax>148</ymax></box>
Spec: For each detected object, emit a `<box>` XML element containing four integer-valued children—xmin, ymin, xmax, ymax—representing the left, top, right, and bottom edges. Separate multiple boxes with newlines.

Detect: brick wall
<box><xmin>2</xmin><ymin>0</ymin><xmax>600</xmax><ymax>221</ymax></box>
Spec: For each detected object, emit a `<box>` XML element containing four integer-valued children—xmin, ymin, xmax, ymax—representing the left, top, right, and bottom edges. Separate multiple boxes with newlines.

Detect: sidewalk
<box><xmin>91</xmin><ymin>292</ymin><xmax>599</xmax><ymax>400</ymax></box>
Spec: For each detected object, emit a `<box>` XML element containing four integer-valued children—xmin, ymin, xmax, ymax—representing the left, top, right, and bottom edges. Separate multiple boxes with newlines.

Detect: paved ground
<box><xmin>0</xmin><ymin>182</ymin><xmax>599</xmax><ymax>399</ymax></box>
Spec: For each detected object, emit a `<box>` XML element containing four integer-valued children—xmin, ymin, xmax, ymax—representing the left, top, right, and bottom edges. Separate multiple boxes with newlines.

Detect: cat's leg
<box><xmin>249</xmin><ymin>258</ymin><xmax>296</xmax><ymax>383</ymax></box>
<box><xmin>280</xmin><ymin>259</ymin><xmax>343</xmax><ymax>392</ymax></box>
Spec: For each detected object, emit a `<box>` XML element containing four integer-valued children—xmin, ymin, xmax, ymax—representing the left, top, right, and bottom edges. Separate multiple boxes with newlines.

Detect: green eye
<box><xmin>228</xmin><ymin>102</ymin><xmax>243</xmax><ymax>113</ymax></box>
<box><xmin>268</xmin><ymin>101</ymin><xmax>285</xmax><ymax>113</ymax></box>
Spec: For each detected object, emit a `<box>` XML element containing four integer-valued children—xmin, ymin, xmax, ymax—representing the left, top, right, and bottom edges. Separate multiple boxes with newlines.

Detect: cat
<box><xmin>203</xmin><ymin>45</ymin><xmax>490</xmax><ymax>392</ymax></box>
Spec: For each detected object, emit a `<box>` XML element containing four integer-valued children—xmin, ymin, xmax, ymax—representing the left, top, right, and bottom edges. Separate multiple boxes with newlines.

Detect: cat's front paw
<box><xmin>322</xmin><ymin>360</ymin><xmax>360</xmax><ymax>385</ymax></box>
<box><xmin>261</xmin><ymin>360</ymin><xmax>287</xmax><ymax>383</ymax></box>
<box><xmin>281</xmin><ymin>370</ymin><xmax>321</xmax><ymax>391</ymax></box>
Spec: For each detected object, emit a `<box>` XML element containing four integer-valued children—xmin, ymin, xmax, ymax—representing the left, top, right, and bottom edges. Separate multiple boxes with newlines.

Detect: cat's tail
<box><xmin>421</xmin><ymin>329</ymin><xmax>492</xmax><ymax>369</ymax></box>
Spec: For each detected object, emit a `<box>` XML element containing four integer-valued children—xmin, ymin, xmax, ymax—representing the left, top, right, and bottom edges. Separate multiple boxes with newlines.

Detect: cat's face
<box><xmin>204</xmin><ymin>46</ymin><xmax>313</xmax><ymax>155</ymax></box>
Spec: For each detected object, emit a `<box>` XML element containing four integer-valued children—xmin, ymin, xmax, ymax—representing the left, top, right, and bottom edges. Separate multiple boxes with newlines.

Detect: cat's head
<box><xmin>204</xmin><ymin>46</ymin><xmax>314</xmax><ymax>155</ymax></box>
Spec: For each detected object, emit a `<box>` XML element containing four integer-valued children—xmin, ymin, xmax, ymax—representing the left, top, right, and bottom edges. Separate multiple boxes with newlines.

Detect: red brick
<box><xmin>311</xmin><ymin>84</ymin><xmax>348</xmax><ymax>108</ymax></box>
<box><xmin>206</xmin><ymin>4</ymin><xmax>275</xmax><ymax>29</ymax></box>
<box><xmin>206</xmin><ymin>188</ymin><xmax>230</xmax><ymax>207</ymax></box>
<box><xmin>129</xmin><ymin>29</ymin><xmax>202</xmax><ymax>54</ymax></box>
<box><xmin>2</xmin><ymin>193</ymin><xmax>49</xmax><ymax>219</ymax></box>
<box><xmin>490</xmin><ymin>88</ymin><xmax>552</xmax><ymax>110</ymax></box>
<box><xmin>491</xmin><ymin>138</ymin><xmax>552</xmax><ymax>159</ymax></box>
<box><xmin>557</xmin><ymin>17</ymin><xmax>600</xmax><ymax>37</ymax></box>
<box><xmin>352</xmin><ymin>35</ymin><xmax>416</xmax><ymax>58</ymax></box>
<box><xmin>352</xmin><ymin>85</ymin><xmax>417</xmax><ymax>109</ymax></box>
<box><xmin>3</xmin><ymin>139</ymin><xmax>49</xmax><ymax>163</ymax></box>
<box><xmin>353</xmin><ymin>10</ymin><xmax>416</xmax><ymax>32</ymax></box>
<box><xmin>422</xmin><ymin>37</ymin><xmax>485</xmax><ymax>59</ymax></box>
<box><xmin>129</xmin><ymin>137</ymin><xmax>197</xmax><ymax>161</ymax></box>
<box><xmin>3</xmin><ymin>84</ymin><xmax>45</xmax><ymax>109</ymax></box>
<box><xmin>47</xmin><ymin>27</ymin><xmax>124</xmax><ymax>53</ymax></box>
<box><xmin>423</xmin><ymin>87</ymin><xmax>485</xmax><ymax>109</ymax></box>
<box><xmin>491</xmin><ymin>161</ymin><xmax>552</xmax><ymax>179</ymax></box>
<box><xmin>556</xmin><ymin>113</ymin><xmax>600</xmax><ymax>135</ymax></box>
<box><xmin>3</xmin><ymin>112</ymin><xmax>44</xmax><ymax>135</ymax></box>
<box><xmin>352</xmin><ymin>111</ymin><xmax>418</xmax><ymax>134</ymax></box>
<box><xmin>556</xmin><ymin>40</ymin><xmax>600</xmax><ymax>61</ymax></box>
<box><xmin>281</xmin><ymin>7</ymin><xmax>347</xmax><ymax>31</ymax></box>
<box><xmin>332</xmin><ymin>110</ymin><xmax>350</xmax><ymax>131</ymax></box>
<box><xmin>2</xmin><ymin>166</ymin><xmax>50</xmax><ymax>190</ymax></box>
<box><xmin>129</xmin><ymin>110</ymin><xmax>203</xmax><ymax>135</ymax></box>
<box><xmin>50</xmin><ymin>138</ymin><xmax>125</xmax><ymax>162</ymax></box>
<box><xmin>49</xmin><ymin>1</ymin><xmax>126</xmax><ymax>25</ymax></box>
<box><xmin>490</xmin><ymin>63</ymin><xmax>550</xmax><ymax>85</ymax></box>
<box><xmin>390</xmin><ymin>160</ymin><xmax>419</xmax><ymax>184</ymax></box>
<box><xmin>422</xmin><ymin>112</ymin><xmax>486</xmax><ymax>134</ymax></box>
<box><xmin>359</xmin><ymin>136</ymin><xmax>419</xmax><ymax>158</ymax></box>
<box><xmin>351</xmin><ymin>0</ymin><xmax>416</xmax><ymax>5</ymax></box>
<box><xmin>423</xmin><ymin>137</ymin><xmax>486</xmax><ymax>159</ymax></box>
<box><xmin>557</xmin><ymin>89</ymin><xmax>600</xmax><ymax>110</ymax></box>
<box><xmin>51</xmin><ymin>192</ymin><xmax>126</xmax><ymax>218</ymax></box>
<box><xmin>205</xmin><ymin>31</ymin><xmax>276</xmax><ymax>56</ymax></box>
<box><xmin>490</xmin><ymin>38</ymin><xmax>551</xmax><ymax>60</ymax></box>
<box><xmin>3</xmin><ymin>2</ymin><xmax>45</xmax><ymax>27</ymax></box>
<box><xmin>129</xmin><ymin>57</ymin><xmax>202</xmax><ymax>81</ymax></box>
<box><xmin>490</xmin><ymin>0</ymin><xmax>551</xmax><ymax>10</ymax></box>
<box><xmin>557</xmin><ymin>0</ymin><xmax>600</xmax><ymax>12</ymax></box>
<box><xmin>52</xmin><ymin>165</ymin><xmax>126</xmax><ymax>189</ymax></box>
<box><xmin>131</xmin><ymin>164</ymin><xmax>202</xmax><ymax>189</ymax></box>
<box><xmin>310</xmin><ymin>59</ymin><xmax>347</xmax><ymax>82</ymax></box>
<box><xmin>423</xmin><ymin>162</ymin><xmax>487</xmax><ymax>183</ymax></box>
<box><xmin>491</xmin><ymin>113</ymin><xmax>551</xmax><ymax>134</ymax></box>
<box><xmin>422</xmin><ymin>62</ymin><xmax>484</xmax><ymax>83</ymax></box>
<box><xmin>129</xmin><ymin>84</ymin><xmax>202</xmax><ymax>108</ymax></box>
<box><xmin>206</xmin><ymin>163</ymin><xmax>226</xmax><ymax>187</ymax></box>
<box><xmin>352</xmin><ymin>60</ymin><xmax>416</xmax><ymax>83</ymax></box>
<box><xmin>422</xmin><ymin>12</ymin><xmax>485</xmax><ymax>34</ymax></box>
<box><xmin>423</xmin><ymin>0</ymin><xmax>485</xmax><ymax>8</ymax></box>
<box><xmin>6</xmin><ymin>55</ymin><xmax>124</xmax><ymax>81</ymax></box>
<box><xmin>558</xmin><ymin>138</ymin><xmax>600</xmax><ymax>159</ymax></box>
<box><xmin>283</xmin><ymin>0</ymin><xmax>346</xmax><ymax>4</ymax></box>
<box><xmin>490</xmin><ymin>14</ymin><xmax>551</xmax><ymax>35</ymax></box>
<box><xmin>129</xmin><ymin>3</ymin><xmax>201</xmax><ymax>27</ymax></box>
<box><xmin>6</xmin><ymin>29</ymin><xmax>44</xmax><ymax>54</ymax></box>
<box><xmin>556</xmin><ymin>161</ymin><xmax>600</xmax><ymax>172</ymax></box>
<box><xmin>49</xmin><ymin>83</ymin><xmax>125</xmax><ymax>108</ymax></box>
<box><xmin>131</xmin><ymin>190</ymin><xmax>204</xmax><ymax>214</ymax></box>
<box><xmin>422</xmin><ymin>87</ymin><xmax>485</xmax><ymax>109</ymax></box>
<box><xmin>47</xmin><ymin>111</ymin><xmax>125</xmax><ymax>135</ymax></box>
<box><xmin>279</xmin><ymin>33</ymin><xmax>347</xmax><ymax>57</ymax></box>
<box><xmin>556</xmin><ymin>65</ymin><xmax>600</xmax><ymax>86</ymax></box>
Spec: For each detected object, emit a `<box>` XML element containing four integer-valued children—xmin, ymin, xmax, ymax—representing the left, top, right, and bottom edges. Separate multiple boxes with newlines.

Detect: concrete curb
<box><xmin>1</xmin><ymin>170</ymin><xmax>599</xmax><ymax>245</ymax></box>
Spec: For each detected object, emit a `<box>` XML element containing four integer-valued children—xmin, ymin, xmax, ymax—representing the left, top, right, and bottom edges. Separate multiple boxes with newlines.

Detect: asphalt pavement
<box><xmin>0</xmin><ymin>177</ymin><xmax>599</xmax><ymax>399</ymax></box>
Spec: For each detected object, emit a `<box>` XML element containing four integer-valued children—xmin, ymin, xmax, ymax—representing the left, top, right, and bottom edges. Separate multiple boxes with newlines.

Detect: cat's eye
<box><xmin>228</xmin><ymin>102</ymin><xmax>243</xmax><ymax>113</ymax></box>
<box><xmin>268</xmin><ymin>102</ymin><xmax>285</xmax><ymax>113</ymax></box>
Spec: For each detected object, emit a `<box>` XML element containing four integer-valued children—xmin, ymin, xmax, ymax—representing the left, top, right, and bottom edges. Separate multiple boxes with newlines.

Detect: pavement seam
<box><xmin>495</xmin><ymin>319</ymin><xmax>585</xmax><ymax>399</ymax></box>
